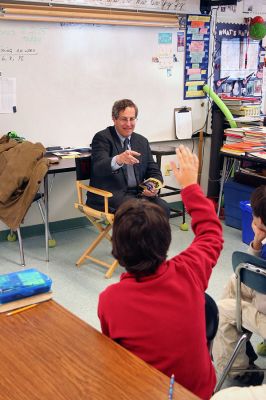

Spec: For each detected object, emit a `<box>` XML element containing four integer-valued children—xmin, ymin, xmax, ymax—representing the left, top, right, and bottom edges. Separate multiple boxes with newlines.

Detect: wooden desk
<box><xmin>43</xmin><ymin>154</ymin><xmax>91</xmax><ymax>261</ymax></box>
<box><xmin>0</xmin><ymin>301</ymin><xmax>199</xmax><ymax>400</ymax></box>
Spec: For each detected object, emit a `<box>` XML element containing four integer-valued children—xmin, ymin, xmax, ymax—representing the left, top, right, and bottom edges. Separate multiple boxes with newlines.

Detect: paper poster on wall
<box><xmin>243</xmin><ymin>0</ymin><xmax>266</xmax><ymax>14</ymax></box>
<box><xmin>213</xmin><ymin>23</ymin><xmax>263</xmax><ymax>98</ymax></box>
<box><xmin>183</xmin><ymin>14</ymin><xmax>211</xmax><ymax>100</ymax></box>
<box><xmin>177</xmin><ymin>31</ymin><xmax>185</xmax><ymax>52</ymax></box>
<box><xmin>157</xmin><ymin>32</ymin><xmax>173</xmax><ymax>70</ymax></box>
<box><xmin>0</xmin><ymin>77</ymin><xmax>16</xmax><ymax>114</ymax></box>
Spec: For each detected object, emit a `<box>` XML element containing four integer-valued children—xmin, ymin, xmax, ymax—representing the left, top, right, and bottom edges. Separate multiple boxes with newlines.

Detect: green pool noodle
<box><xmin>203</xmin><ymin>84</ymin><xmax>237</xmax><ymax>128</ymax></box>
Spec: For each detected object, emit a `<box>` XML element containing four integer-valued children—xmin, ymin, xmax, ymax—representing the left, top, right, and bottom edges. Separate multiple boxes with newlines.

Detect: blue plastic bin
<box><xmin>223</xmin><ymin>179</ymin><xmax>254</xmax><ymax>230</ymax></box>
<box><xmin>0</xmin><ymin>268</ymin><xmax>52</xmax><ymax>304</ymax></box>
<box><xmin>240</xmin><ymin>201</ymin><xmax>254</xmax><ymax>245</ymax></box>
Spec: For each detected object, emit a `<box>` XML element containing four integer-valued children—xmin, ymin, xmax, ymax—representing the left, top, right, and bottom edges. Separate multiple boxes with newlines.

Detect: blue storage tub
<box><xmin>0</xmin><ymin>268</ymin><xmax>52</xmax><ymax>304</ymax></box>
<box><xmin>240</xmin><ymin>201</ymin><xmax>254</xmax><ymax>245</ymax></box>
<box><xmin>223</xmin><ymin>179</ymin><xmax>254</xmax><ymax>230</ymax></box>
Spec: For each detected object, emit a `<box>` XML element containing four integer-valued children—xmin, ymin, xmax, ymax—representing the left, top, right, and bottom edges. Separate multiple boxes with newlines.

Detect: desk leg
<box><xmin>44</xmin><ymin>174</ymin><xmax>49</xmax><ymax>262</ymax></box>
<box><xmin>217</xmin><ymin>157</ymin><xmax>228</xmax><ymax>217</ymax></box>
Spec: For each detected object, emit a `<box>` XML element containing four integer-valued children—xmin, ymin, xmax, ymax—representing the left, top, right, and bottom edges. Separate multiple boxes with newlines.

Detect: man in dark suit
<box><xmin>86</xmin><ymin>99</ymin><xmax>169</xmax><ymax>216</ymax></box>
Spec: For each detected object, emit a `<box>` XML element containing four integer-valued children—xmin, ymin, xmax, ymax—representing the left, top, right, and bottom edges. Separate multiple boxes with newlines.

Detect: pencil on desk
<box><xmin>168</xmin><ymin>374</ymin><xmax>175</xmax><ymax>400</ymax></box>
<box><xmin>6</xmin><ymin>303</ymin><xmax>38</xmax><ymax>316</ymax></box>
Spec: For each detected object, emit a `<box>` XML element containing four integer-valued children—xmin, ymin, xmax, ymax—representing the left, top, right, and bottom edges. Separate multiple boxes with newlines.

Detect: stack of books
<box><xmin>221</xmin><ymin>96</ymin><xmax>261</xmax><ymax>117</ymax></box>
<box><xmin>221</xmin><ymin>126</ymin><xmax>266</xmax><ymax>155</ymax></box>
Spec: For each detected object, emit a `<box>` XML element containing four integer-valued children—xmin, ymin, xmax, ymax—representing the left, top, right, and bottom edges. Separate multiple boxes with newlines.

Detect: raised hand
<box><xmin>170</xmin><ymin>145</ymin><xmax>199</xmax><ymax>189</ymax></box>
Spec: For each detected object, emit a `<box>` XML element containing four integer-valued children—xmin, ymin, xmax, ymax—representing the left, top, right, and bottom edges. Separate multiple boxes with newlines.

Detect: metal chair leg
<box><xmin>214</xmin><ymin>333</ymin><xmax>248</xmax><ymax>393</ymax></box>
<box><xmin>16</xmin><ymin>227</ymin><xmax>25</xmax><ymax>267</ymax></box>
<box><xmin>36</xmin><ymin>199</ymin><xmax>50</xmax><ymax>262</ymax></box>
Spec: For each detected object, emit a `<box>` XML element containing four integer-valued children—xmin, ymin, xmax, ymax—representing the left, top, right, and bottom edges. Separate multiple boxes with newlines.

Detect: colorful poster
<box><xmin>177</xmin><ymin>31</ymin><xmax>185</xmax><ymax>52</ymax></box>
<box><xmin>213</xmin><ymin>23</ymin><xmax>262</xmax><ymax>98</ymax></box>
<box><xmin>183</xmin><ymin>14</ymin><xmax>211</xmax><ymax>100</ymax></box>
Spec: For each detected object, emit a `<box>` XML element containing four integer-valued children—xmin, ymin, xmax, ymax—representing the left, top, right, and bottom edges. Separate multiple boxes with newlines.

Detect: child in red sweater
<box><xmin>98</xmin><ymin>145</ymin><xmax>223</xmax><ymax>400</ymax></box>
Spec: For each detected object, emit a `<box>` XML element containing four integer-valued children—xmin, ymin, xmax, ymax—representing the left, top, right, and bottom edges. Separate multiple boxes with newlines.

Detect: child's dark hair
<box><xmin>112</xmin><ymin>199</ymin><xmax>171</xmax><ymax>279</ymax></box>
<box><xmin>251</xmin><ymin>185</ymin><xmax>266</xmax><ymax>226</ymax></box>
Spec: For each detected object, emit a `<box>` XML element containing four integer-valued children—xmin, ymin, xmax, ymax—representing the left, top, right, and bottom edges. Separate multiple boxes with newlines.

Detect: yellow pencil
<box><xmin>6</xmin><ymin>303</ymin><xmax>38</xmax><ymax>316</ymax></box>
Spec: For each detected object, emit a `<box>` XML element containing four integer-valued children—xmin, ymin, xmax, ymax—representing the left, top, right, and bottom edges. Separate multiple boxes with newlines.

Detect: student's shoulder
<box><xmin>100</xmin><ymin>281</ymin><xmax>122</xmax><ymax>297</ymax></box>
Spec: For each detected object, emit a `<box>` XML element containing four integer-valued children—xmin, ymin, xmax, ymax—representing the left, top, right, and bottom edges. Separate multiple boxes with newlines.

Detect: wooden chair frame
<box><xmin>74</xmin><ymin>180</ymin><xmax>118</xmax><ymax>278</ymax></box>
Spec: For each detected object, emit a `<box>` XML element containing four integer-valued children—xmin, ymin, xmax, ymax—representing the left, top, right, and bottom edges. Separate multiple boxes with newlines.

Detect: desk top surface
<box><xmin>0</xmin><ymin>300</ymin><xmax>199</xmax><ymax>400</ymax></box>
<box><xmin>47</xmin><ymin>153</ymin><xmax>91</xmax><ymax>174</ymax></box>
<box><xmin>150</xmin><ymin>143</ymin><xmax>177</xmax><ymax>155</ymax></box>
<box><xmin>220</xmin><ymin>151</ymin><xmax>266</xmax><ymax>165</ymax></box>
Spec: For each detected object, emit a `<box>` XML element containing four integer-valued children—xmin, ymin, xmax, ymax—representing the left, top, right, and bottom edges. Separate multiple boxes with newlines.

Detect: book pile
<box><xmin>221</xmin><ymin>96</ymin><xmax>261</xmax><ymax>117</ymax></box>
<box><xmin>221</xmin><ymin>126</ymin><xmax>266</xmax><ymax>156</ymax></box>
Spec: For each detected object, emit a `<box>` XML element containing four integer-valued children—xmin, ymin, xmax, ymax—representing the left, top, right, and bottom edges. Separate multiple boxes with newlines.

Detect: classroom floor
<box><xmin>0</xmin><ymin>215</ymin><xmax>265</xmax><ymax>390</ymax></box>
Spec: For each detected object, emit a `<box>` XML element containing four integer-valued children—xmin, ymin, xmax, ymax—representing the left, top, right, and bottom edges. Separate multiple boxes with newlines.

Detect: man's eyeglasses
<box><xmin>117</xmin><ymin>117</ymin><xmax>137</xmax><ymax>123</ymax></box>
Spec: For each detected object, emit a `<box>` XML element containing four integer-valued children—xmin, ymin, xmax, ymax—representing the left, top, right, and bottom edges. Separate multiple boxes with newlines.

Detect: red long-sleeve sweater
<box><xmin>98</xmin><ymin>184</ymin><xmax>223</xmax><ymax>400</ymax></box>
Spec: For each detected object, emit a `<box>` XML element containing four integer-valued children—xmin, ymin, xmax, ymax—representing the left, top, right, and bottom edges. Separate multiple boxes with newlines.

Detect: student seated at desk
<box><xmin>213</xmin><ymin>185</ymin><xmax>266</xmax><ymax>386</ymax></box>
<box><xmin>86</xmin><ymin>98</ymin><xmax>169</xmax><ymax>217</ymax></box>
<box><xmin>98</xmin><ymin>145</ymin><xmax>223</xmax><ymax>400</ymax></box>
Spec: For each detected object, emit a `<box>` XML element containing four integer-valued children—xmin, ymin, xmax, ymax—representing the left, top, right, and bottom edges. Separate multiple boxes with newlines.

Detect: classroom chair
<box><xmin>214</xmin><ymin>251</ymin><xmax>266</xmax><ymax>392</ymax></box>
<box><xmin>205</xmin><ymin>292</ymin><xmax>219</xmax><ymax>354</ymax></box>
<box><xmin>74</xmin><ymin>156</ymin><xmax>118</xmax><ymax>278</ymax></box>
<box><xmin>8</xmin><ymin>192</ymin><xmax>52</xmax><ymax>266</ymax></box>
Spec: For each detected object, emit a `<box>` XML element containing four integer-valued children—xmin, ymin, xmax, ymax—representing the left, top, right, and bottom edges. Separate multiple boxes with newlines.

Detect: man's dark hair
<box><xmin>251</xmin><ymin>185</ymin><xmax>266</xmax><ymax>226</ymax></box>
<box><xmin>112</xmin><ymin>199</ymin><xmax>171</xmax><ymax>279</ymax></box>
<box><xmin>112</xmin><ymin>99</ymin><xmax>138</xmax><ymax>119</ymax></box>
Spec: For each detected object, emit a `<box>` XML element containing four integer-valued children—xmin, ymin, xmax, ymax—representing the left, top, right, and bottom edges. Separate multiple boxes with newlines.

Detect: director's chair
<box><xmin>74</xmin><ymin>156</ymin><xmax>118</xmax><ymax>278</ymax></box>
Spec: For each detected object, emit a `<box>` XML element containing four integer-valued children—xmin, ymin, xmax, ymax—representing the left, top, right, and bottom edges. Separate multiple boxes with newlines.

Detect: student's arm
<box><xmin>170</xmin><ymin>146</ymin><xmax>223</xmax><ymax>290</ymax></box>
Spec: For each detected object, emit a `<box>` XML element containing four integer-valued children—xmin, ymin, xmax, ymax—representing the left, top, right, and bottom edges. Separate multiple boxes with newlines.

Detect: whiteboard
<box><xmin>0</xmin><ymin>20</ymin><xmax>206</xmax><ymax>147</ymax></box>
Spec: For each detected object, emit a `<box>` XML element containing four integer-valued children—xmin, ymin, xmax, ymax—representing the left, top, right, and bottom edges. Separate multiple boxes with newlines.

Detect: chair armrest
<box><xmin>78</xmin><ymin>182</ymin><xmax>113</xmax><ymax>198</ymax></box>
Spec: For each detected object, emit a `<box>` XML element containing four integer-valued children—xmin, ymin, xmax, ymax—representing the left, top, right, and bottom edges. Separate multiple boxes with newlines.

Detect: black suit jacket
<box><xmin>86</xmin><ymin>126</ymin><xmax>163</xmax><ymax>210</ymax></box>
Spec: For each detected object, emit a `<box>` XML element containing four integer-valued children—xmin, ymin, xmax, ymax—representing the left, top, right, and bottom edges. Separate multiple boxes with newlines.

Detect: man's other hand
<box><xmin>116</xmin><ymin>150</ymin><xmax>140</xmax><ymax>166</ymax></box>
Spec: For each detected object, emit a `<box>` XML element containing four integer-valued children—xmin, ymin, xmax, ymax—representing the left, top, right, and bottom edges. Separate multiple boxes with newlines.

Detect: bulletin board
<box><xmin>213</xmin><ymin>23</ymin><xmax>263</xmax><ymax>97</ymax></box>
<box><xmin>183</xmin><ymin>14</ymin><xmax>211</xmax><ymax>100</ymax></box>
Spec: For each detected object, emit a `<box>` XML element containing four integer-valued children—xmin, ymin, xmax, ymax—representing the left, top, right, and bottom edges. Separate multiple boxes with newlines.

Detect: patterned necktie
<box><xmin>124</xmin><ymin>138</ymin><xmax>137</xmax><ymax>188</ymax></box>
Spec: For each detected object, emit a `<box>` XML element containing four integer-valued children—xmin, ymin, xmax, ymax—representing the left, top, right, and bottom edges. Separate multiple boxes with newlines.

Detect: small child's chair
<box><xmin>74</xmin><ymin>156</ymin><xmax>118</xmax><ymax>278</ymax></box>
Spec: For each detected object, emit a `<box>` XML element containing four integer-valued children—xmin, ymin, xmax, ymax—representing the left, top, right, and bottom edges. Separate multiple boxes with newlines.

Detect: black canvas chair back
<box><xmin>205</xmin><ymin>293</ymin><xmax>219</xmax><ymax>352</ymax></box>
<box><xmin>75</xmin><ymin>156</ymin><xmax>92</xmax><ymax>181</ymax></box>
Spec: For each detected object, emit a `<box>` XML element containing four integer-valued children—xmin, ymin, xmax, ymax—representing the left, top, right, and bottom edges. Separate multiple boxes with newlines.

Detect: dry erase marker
<box><xmin>6</xmin><ymin>303</ymin><xmax>38</xmax><ymax>316</ymax></box>
<box><xmin>168</xmin><ymin>374</ymin><xmax>175</xmax><ymax>400</ymax></box>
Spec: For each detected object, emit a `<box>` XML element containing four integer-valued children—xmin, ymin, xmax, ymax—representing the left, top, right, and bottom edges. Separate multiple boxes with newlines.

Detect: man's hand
<box><xmin>170</xmin><ymin>145</ymin><xmax>199</xmax><ymax>189</ymax></box>
<box><xmin>116</xmin><ymin>150</ymin><xmax>140</xmax><ymax>166</ymax></box>
<box><xmin>141</xmin><ymin>182</ymin><xmax>159</xmax><ymax>198</ymax></box>
<box><xmin>252</xmin><ymin>219</ymin><xmax>266</xmax><ymax>250</ymax></box>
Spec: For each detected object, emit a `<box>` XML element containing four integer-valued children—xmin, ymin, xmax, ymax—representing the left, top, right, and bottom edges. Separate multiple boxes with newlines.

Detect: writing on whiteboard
<box><xmin>0</xmin><ymin>48</ymin><xmax>38</xmax><ymax>62</ymax></box>
<box><xmin>10</xmin><ymin>0</ymin><xmax>199</xmax><ymax>14</ymax></box>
